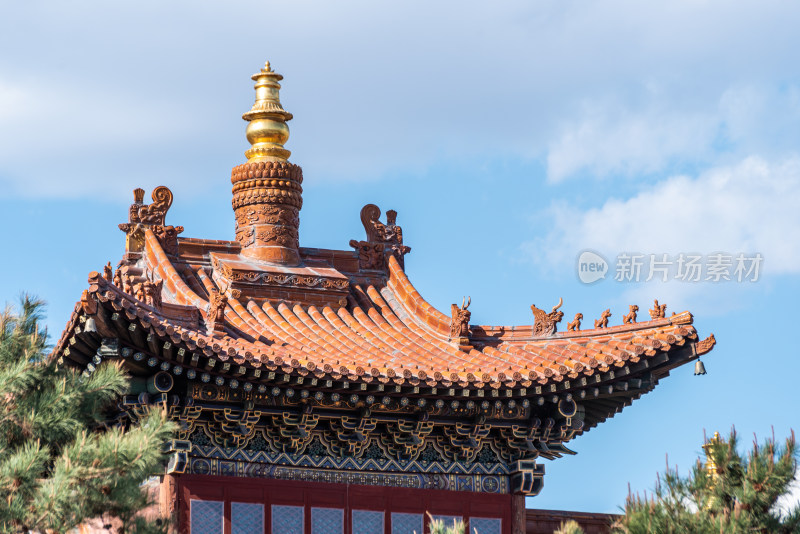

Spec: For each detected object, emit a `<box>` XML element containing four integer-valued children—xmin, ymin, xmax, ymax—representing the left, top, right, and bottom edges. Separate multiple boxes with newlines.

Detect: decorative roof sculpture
<box><xmin>53</xmin><ymin>61</ymin><xmax>716</xmax><ymax>500</ymax></box>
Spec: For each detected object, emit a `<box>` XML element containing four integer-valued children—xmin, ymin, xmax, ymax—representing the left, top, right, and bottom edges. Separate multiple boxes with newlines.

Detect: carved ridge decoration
<box><xmin>623</xmin><ymin>304</ymin><xmax>639</xmax><ymax>324</ymax></box>
<box><xmin>103</xmin><ymin>262</ymin><xmax>113</xmax><ymax>282</ymax></box>
<box><xmin>211</xmin><ymin>257</ymin><xmax>349</xmax><ymax>290</ymax></box>
<box><xmin>594</xmin><ymin>309</ymin><xmax>612</xmax><ymax>328</ymax></box>
<box><xmin>530</xmin><ymin>298</ymin><xmax>564</xmax><ymax>337</ymax></box>
<box><xmin>696</xmin><ymin>333</ymin><xmax>716</xmax><ymax>355</ymax></box>
<box><xmin>129</xmin><ymin>186</ymin><xmax>173</xmax><ymax>225</ymax></box>
<box><xmin>649</xmin><ymin>299</ymin><xmax>667</xmax><ymax>319</ymax></box>
<box><xmin>142</xmin><ymin>278</ymin><xmax>163</xmax><ymax>311</ymax></box>
<box><xmin>348</xmin><ymin>240</ymin><xmax>385</xmax><ymax>270</ymax></box>
<box><xmin>118</xmin><ymin>186</ymin><xmax>179</xmax><ymax>254</ymax></box>
<box><xmin>152</xmin><ymin>225</ymin><xmax>184</xmax><ymax>256</ymax></box>
<box><xmin>132</xmin><ymin>276</ymin><xmax>163</xmax><ymax>311</ymax></box>
<box><xmin>567</xmin><ymin>313</ymin><xmax>582</xmax><ymax>332</ymax></box>
<box><xmin>351</xmin><ymin>204</ymin><xmax>411</xmax><ymax>270</ymax></box>
<box><xmin>206</xmin><ymin>289</ymin><xmax>228</xmax><ymax>335</ymax></box>
<box><xmin>361</xmin><ymin>205</ymin><xmax>399</xmax><ymax>243</ymax></box>
<box><xmin>449</xmin><ymin>297</ymin><xmax>471</xmax><ymax>346</ymax></box>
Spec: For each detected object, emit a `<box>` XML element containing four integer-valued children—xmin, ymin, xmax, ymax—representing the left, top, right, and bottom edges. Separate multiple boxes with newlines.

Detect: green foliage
<box><xmin>0</xmin><ymin>296</ymin><xmax>176</xmax><ymax>533</ymax></box>
<box><xmin>613</xmin><ymin>429</ymin><xmax>800</xmax><ymax>534</ymax></box>
<box><xmin>426</xmin><ymin>512</ymin><xmax>466</xmax><ymax>534</ymax></box>
<box><xmin>555</xmin><ymin>519</ymin><xmax>585</xmax><ymax>534</ymax></box>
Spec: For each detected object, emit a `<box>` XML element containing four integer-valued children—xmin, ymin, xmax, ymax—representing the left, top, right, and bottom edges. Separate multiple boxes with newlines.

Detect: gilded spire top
<box><xmin>243</xmin><ymin>59</ymin><xmax>292</xmax><ymax>162</ymax></box>
<box><xmin>702</xmin><ymin>431</ymin><xmax>724</xmax><ymax>480</ymax></box>
<box><xmin>259</xmin><ymin>61</ymin><xmax>275</xmax><ymax>75</ymax></box>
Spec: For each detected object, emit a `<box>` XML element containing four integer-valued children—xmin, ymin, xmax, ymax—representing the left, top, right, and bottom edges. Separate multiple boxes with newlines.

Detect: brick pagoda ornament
<box><xmin>54</xmin><ymin>61</ymin><xmax>716</xmax><ymax>534</ymax></box>
<box><xmin>233</xmin><ymin>61</ymin><xmax>303</xmax><ymax>265</ymax></box>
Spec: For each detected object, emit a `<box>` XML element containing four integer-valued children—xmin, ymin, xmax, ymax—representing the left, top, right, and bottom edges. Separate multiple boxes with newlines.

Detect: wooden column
<box><xmin>511</xmin><ymin>495</ymin><xmax>527</xmax><ymax>534</ymax></box>
<box><xmin>160</xmin><ymin>474</ymin><xmax>179</xmax><ymax>533</ymax></box>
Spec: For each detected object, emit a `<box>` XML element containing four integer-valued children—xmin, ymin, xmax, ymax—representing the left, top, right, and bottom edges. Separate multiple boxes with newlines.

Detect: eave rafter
<box><xmin>57</xmin><ymin>279</ymin><xmax>699</xmax><ymax>443</ymax></box>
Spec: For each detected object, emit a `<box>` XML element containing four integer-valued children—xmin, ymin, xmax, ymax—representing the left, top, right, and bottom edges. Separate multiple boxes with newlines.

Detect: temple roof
<box><xmin>53</xmin><ymin>61</ymin><xmax>716</xmax><ymax>442</ymax></box>
<box><xmin>58</xmin><ymin>232</ymin><xmax>711</xmax><ymax>391</ymax></box>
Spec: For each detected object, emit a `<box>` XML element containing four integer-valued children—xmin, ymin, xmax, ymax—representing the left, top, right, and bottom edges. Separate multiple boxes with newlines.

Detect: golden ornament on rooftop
<box><xmin>702</xmin><ymin>431</ymin><xmax>723</xmax><ymax>479</ymax></box>
<box><xmin>243</xmin><ymin>60</ymin><xmax>293</xmax><ymax>162</ymax></box>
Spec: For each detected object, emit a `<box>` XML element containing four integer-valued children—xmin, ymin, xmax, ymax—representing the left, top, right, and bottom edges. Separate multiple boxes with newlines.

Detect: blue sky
<box><xmin>2</xmin><ymin>0</ymin><xmax>799</xmax><ymax>514</ymax></box>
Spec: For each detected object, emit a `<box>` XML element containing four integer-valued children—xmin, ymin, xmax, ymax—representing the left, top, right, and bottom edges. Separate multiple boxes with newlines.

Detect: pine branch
<box><xmin>0</xmin><ymin>298</ymin><xmax>175</xmax><ymax>533</ymax></box>
<box><xmin>612</xmin><ymin>429</ymin><xmax>800</xmax><ymax>534</ymax></box>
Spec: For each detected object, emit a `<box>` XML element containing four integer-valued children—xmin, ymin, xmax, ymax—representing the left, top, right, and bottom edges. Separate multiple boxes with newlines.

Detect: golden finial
<box><xmin>242</xmin><ymin>60</ymin><xmax>293</xmax><ymax>162</ymax></box>
<box><xmin>702</xmin><ymin>431</ymin><xmax>723</xmax><ymax>479</ymax></box>
<box><xmin>701</xmin><ymin>431</ymin><xmax>724</xmax><ymax>509</ymax></box>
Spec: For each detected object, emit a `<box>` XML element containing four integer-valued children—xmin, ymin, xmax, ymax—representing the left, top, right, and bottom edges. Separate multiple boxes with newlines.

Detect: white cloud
<box><xmin>528</xmin><ymin>155</ymin><xmax>800</xmax><ymax>277</ymax></box>
<box><xmin>546</xmin><ymin>101</ymin><xmax>718</xmax><ymax>182</ymax></box>
<box><xmin>777</xmin><ymin>474</ymin><xmax>800</xmax><ymax>518</ymax></box>
<box><xmin>1</xmin><ymin>0</ymin><xmax>800</xmax><ymax>197</ymax></box>
<box><xmin>0</xmin><ymin>82</ymin><xmax>33</xmax><ymax>121</ymax></box>
<box><xmin>545</xmin><ymin>84</ymin><xmax>800</xmax><ymax>183</ymax></box>
<box><xmin>0</xmin><ymin>78</ymin><xmax>211</xmax><ymax>199</ymax></box>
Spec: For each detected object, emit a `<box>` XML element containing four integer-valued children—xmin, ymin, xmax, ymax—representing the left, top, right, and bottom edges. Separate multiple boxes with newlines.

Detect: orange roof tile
<box><xmin>56</xmin><ymin>228</ymin><xmax>712</xmax><ymax>395</ymax></box>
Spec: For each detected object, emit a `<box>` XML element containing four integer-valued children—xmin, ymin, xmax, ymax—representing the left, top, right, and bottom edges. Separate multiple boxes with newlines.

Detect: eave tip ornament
<box><xmin>694</xmin><ymin>333</ymin><xmax>715</xmax><ymax>376</ymax></box>
<box><xmin>243</xmin><ymin>60</ymin><xmax>293</xmax><ymax>162</ymax></box>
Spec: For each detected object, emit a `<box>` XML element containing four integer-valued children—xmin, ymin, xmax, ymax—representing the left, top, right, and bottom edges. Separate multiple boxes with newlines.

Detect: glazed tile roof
<box><xmin>56</xmin><ymin>226</ymin><xmax>713</xmax><ymax>394</ymax></box>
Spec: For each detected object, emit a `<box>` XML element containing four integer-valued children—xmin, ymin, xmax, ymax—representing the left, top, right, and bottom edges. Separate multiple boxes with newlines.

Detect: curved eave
<box><xmin>53</xmin><ymin>230</ymin><xmax>715</xmax><ymax>441</ymax></box>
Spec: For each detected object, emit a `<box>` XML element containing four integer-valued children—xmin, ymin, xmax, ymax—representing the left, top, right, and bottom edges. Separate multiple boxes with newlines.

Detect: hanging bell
<box><xmin>694</xmin><ymin>359</ymin><xmax>707</xmax><ymax>375</ymax></box>
<box><xmin>84</xmin><ymin>317</ymin><xmax>97</xmax><ymax>333</ymax></box>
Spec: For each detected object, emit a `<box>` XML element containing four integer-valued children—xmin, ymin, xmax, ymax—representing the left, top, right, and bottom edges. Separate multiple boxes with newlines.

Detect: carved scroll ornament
<box><xmin>118</xmin><ymin>186</ymin><xmax>179</xmax><ymax>254</ymax></box>
<box><xmin>351</xmin><ymin>204</ymin><xmax>411</xmax><ymax>270</ymax></box>
<box><xmin>128</xmin><ymin>186</ymin><xmax>173</xmax><ymax>225</ymax></box>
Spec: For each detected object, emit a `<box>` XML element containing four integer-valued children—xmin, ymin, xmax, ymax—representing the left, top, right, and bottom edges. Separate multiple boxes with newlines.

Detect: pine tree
<box><xmin>0</xmin><ymin>296</ymin><xmax>176</xmax><ymax>533</ymax></box>
<box><xmin>611</xmin><ymin>429</ymin><xmax>800</xmax><ymax>534</ymax></box>
<box><xmin>425</xmin><ymin>512</ymin><xmax>466</xmax><ymax>534</ymax></box>
<box><xmin>554</xmin><ymin>520</ymin><xmax>585</xmax><ymax>534</ymax></box>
